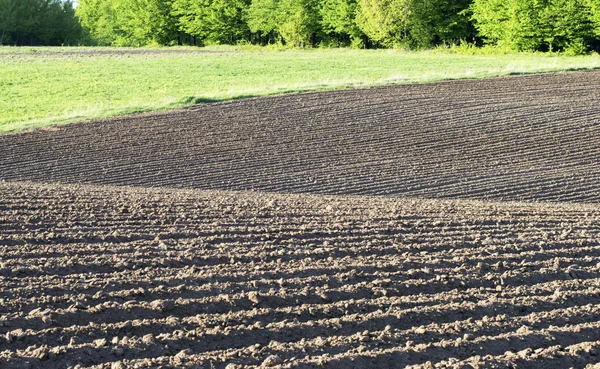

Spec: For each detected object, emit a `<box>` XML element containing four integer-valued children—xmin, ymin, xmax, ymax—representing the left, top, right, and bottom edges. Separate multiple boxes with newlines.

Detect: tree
<box><xmin>590</xmin><ymin>0</ymin><xmax>600</xmax><ymax>36</ymax></box>
<box><xmin>278</xmin><ymin>0</ymin><xmax>320</xmax><ymax>45</ymax></box>
<box><xmin>0</xmin><ymin>0</ymin><xmax>82</xmax><ymax>45</ymax></box>
<box><xmin>408</xmin><ymin>0</ymin><xmax>473</xmax><ymax>48</ymax></box>
<box><xmin>355</xmin><ymin>0</ymin><xmax>411</xmax><ymax>46</ymax></box>
<box><xmin>115</xmin><ymin>0</ymin><xmax>178</xmax><ymax>46</ymax></box>
<box><xmin>542</xmin><ymin>0</ymin><xmax>594</xmax><ymax>52</ymax></box>
<box><xmin>76</xmin><ymin>0</ymin><xmax>121</xmax><ymax>45</ymax></box>
<box><xmin>77</xmin><ymin>0</ymin><xmax>178</xmax><ymax>46</ymax></box>
<box><xmin>173</xmin><ymin>0</ymin><xmax>250</xmax><ymax>44</ymax></box>
<box><xmin>319</xmin><ymin>0</ymin><xmax>362</xmax><ymax>44</ymax></box>
<box><xmin>37</xmin><ymin>0</ymin><xmax>82</xmax><ymax>45</ymax></box>
<box><xmin>471</xmin><ymin>0</ymin><xmax>517</xmax><ymax>49</ymax></box>
<box><xmin>245</xmin><ymin>0</ymin><xmax>279</xmax><ymax>40</ymax></box>
<box><xmin>472</xmin><ymin>0</ymin><xmax>595</xmax><ymax>52</ymax></box>
<box><xmin>246</xmin><ymin>0</ymin><xmax>320</xmax><ymax>46</ymax></box>
<box><xmin>0</xmin><ymin>0</ymin><xmax>17</xmax><ymax>45</ymax></box>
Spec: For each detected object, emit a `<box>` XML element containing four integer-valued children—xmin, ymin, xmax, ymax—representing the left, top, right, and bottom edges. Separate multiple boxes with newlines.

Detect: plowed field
<box><xmin>1</xmin><ymin>70</ymin><xmax>600</xmax><ymax>369</ymax></box>
<box><xmin>2</xmin><ymin>70</ymin><xmax>600</xmax><ymax>202</ymax></box>
<box><xmin>2</xmin><ymin>182</ymin><xmax>600</xmax><ymax>369</ymax></box>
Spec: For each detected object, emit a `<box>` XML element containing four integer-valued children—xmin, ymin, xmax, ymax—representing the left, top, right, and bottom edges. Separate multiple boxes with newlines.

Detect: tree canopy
<box><xmin>1</xmin><ymin>0</ymin><xmax>599</xmax><ymax>52</ymax></box>
<box><xmin>471</xmin><ymin>0</ymin><xmax>598</xmax><ymax>53</ymax></box>
<box><xmin>0</xmin><ymin>0</ymin><xmax>81</xmax><ymax>45</ymax></box>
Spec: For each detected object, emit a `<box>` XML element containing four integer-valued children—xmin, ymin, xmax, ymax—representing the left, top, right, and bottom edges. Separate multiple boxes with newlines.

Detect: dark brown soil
<box><xmin>2</xmin><ymin>71</ymin><xmax>600</xmax><ymax>369</ymax></box>
<box><xmin>0</xmin><ymin>49</ymin><xmax>223</xmax><ymax>59</ymax></box>
<box><xmin>1</xmin><ymin>181</ymin><xmax>600</xmax><ymax>369</ymax></box>
<box><xmin>1</xmin><ymin>70</ymin><xmax>600</xmax><ymax>202</ymax></box>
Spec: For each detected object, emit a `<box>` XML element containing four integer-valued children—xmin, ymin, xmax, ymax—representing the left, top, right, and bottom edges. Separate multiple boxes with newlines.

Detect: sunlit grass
<box><xmin>1</xmin><ymin>47</ymin><xmax>599</xmax><ymax>132</ymax></box>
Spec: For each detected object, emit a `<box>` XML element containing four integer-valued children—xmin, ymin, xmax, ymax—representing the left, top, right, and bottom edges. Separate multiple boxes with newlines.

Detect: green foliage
<box><xmin>279</xmin><ymin>0</ymin><xmax>321</xmax><ymax>45</ymax></box>
<box><xmin>117</xmin><ymin>0</ymin><xmax>178</xmax><ymax>46</ymax></box>
<box><xmin>246</xmin><ymin>0</ymin><xmax>320</xmax><ymax>46</ymax></box>
<box><xmin>173</xmin><ymin>0</ymin><xmax>249</xmax><ymax>44</ymax></box>
<box><xmin>564</xmin><ymin>38</ymin><xmax>588</xmax><ymax>55</ymax></box>
<box><xmin>590</xmin><ymin>0</ymin><xmax>600</xmax><ymax>37</ymax></box>
<box><xmin>543</xmin><ymin>0</ymin><xmax>594</xmax><ymax>52</ymax></box>
<box><xmin>0</xmin><ymin>0</ymin><xmax>17</xmax><ymax>45</ymax></box>
<box><xmin>472</xmin><ymin>0</ymin><xmax>595</xmax><ymax>53</ymax></box>
<box><xmin>77</xmin><ymin>0</ymin><xmax>178</xmax><ymax>46</ymax></box>
<box><xmin>245</xmin><ymin>0</ymin><xmax>279</xmax><ymax>41</ymax></box>
<box><xmin>408</xmin><ymin>0</ymin><xmax>473</xmax><ymax>48</ymax></box>
<box><xmin>355</xmin><ymin>0</ymin><xmax>472</xmax><ymax>48</ymax></box>
<box><xmin>3</xmin><ymin>0</ymin><xmax>600</xmax><ymax>50</ymax></box>
<box><xmin>319</xmin><ymin>0</ymin><xmax>362</xmax><ymax>43</ymax></box>
<box><xmin>0</xmin><ymin>0</ymin><xmax>81</xmax><ymax>45</ymax></box>
<box><xmin>76</xmin><ymin>0</ymin><xmax>121</xmax><ymax>45</ymax></box>
<box><xmin>355</xmin><ymin>0</ymin><xmax>411</xmax><ymax>46</ymax></box>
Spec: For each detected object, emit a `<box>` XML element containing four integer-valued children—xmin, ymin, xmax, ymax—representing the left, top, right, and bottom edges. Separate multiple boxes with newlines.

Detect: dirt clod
<box><xmin>93</xmin><ymin>338</ymin><xmax>107</xmax><ymax>348</ymax></box>
<box><xmin>262</xmin><ymin>355</ymin><xmax>283</xmax><ymax>367</ymax></box>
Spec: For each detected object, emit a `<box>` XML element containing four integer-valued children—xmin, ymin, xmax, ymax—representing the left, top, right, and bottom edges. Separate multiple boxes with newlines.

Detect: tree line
<box><xmin>1</xmin><ymin>0</ymin><xmax>599</xmax><ymax>53</ymax></box>
<box><xmin>0</xmin><ymin>0</ymin><xmax>81</xmax><ymax>46</ymax></box>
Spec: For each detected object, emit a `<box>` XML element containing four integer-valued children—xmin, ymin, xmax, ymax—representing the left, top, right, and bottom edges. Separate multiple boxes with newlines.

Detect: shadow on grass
<box><xmin>174</xmin><ymin>84</ymin><xmax>363</xmax><ymax>107</ymax></box>
<box><xmin>503</xmin><ymin>65</ymin><xmax>600</xmax><ymax>76</ymax></box>
<box><xmin>178</xmin><ymin>96</ymin><xmax>221</xmax><ymax>104</ymax></box>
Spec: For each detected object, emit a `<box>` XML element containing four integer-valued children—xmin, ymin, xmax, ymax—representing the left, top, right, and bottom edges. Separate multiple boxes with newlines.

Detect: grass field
<box><xmin>1</xmin><ymin>46</ymin><xmax>599</xmax><ymax>132</ymax></box>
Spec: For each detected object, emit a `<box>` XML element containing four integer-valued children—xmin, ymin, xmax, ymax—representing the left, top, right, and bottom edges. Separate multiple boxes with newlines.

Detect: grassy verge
<box><xmin>1</xmin><ymin>47</ymin><xmax>599</xmax><ymax>132</ymax></box>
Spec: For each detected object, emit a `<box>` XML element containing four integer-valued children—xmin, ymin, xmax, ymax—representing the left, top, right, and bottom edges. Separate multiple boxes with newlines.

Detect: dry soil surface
<box><xmin>1</xmin><ymin>71</ymin><xmax>600</xmax><ymax>369</ymax></box>
<box><xmin>1</xmin><ymin>70</ymin><xmax>600</xmax><ymax>202</ymax></box>
<box><xmin>2</xmin><ymin>182</ymin><xmax>600</xmax><ymax>369</ymax></box>
<box><xmin>0</xmin><ymin>49</ymin><xmax>222</xmax><ymax>59</ymax></box>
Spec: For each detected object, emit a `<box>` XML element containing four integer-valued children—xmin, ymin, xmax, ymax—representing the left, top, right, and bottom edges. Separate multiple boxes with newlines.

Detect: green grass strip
<box><xmin>1</xmin><ymin>47</ymin><xmax>599</xmax><ymax>132</ymax></box>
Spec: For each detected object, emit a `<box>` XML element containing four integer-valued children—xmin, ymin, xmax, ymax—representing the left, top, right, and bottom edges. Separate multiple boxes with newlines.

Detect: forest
<box><xmin>1</xmin><ymin>0</ymin><xmax>600</xmax><ymax>53</ymax></box>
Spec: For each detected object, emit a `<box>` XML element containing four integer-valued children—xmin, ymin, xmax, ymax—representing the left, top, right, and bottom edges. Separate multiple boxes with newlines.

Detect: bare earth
<box><xmin>0</xmin><ymin>49</ymin><xmax>222</xmax><ymax>59</ymax></box>
<box><xmin>1</xmin><ymin>70</ymin><xmax>600</xmax><ymax>369</ymax></box>
<box><xmin>2</xmin><ymin>70</ymin><xmax>600</xmax><ymax>202</ymax></box>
